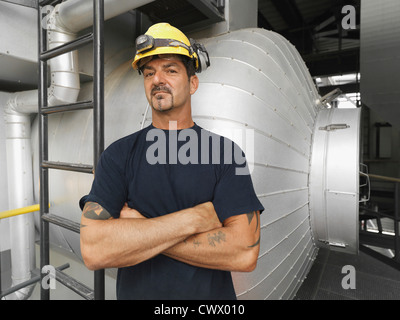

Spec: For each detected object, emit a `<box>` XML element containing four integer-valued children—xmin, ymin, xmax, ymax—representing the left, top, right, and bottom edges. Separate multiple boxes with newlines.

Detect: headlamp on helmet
<box><xmin>135</xmin><ymin>34</ymin><xmax>194</xmax><ymax>56</ymax></box>
<box><xmin>136</xmin><ymin>34</ymin><xmax>155</xmax><ymax>53</ymax></box>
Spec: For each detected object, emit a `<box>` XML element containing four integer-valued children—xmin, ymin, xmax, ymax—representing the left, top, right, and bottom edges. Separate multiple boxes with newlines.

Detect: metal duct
<box><xmin>55</xmin><ymin>0</ymin><xmax>155</xmax><ymax>34</ymax></box>
<box><xmin>2</xmin><ymin>110</ymin><xmax>36</xmax><ymax>300</ymax></box>
<box><xmin>5</xmin><ymin>19</ymin><xmax>80</xmax><ymax>114</ymax></box>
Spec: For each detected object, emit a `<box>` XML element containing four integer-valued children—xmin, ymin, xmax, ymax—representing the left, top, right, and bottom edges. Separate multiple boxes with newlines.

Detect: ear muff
<box><xmin>190</xmin><ymin>39</ymin><xmax>210</xmax><ymax>73</ymax></box>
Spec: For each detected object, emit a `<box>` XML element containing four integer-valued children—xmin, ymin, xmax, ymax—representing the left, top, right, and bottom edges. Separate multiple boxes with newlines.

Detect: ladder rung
<box><xmin>42</xmin><ymin>161</ymin><xmax>93</xmax><ymax>174</ymax></box>
<box><xmin>55</xmin><ymin>269</ymin><xmax>94</xmax><ymax>300</ymax></box>
<box><xmin>0</xmin><ymin>263</ymin><xmax>70</xmax><ymax>299</ymax></box>
<box><xmin>40</xmin><ymin>33</ymin><xmax>93</xmax><ymax>61</ymax></box>
<box><xmin>42</xmin><ymin>213</ymin><xmax>81</xmax><ymax>233</ymax></box>
<box><xmin>41</xmin><ymin>100</ymin><xmax>93</xmax><ymax>115</ymax></box>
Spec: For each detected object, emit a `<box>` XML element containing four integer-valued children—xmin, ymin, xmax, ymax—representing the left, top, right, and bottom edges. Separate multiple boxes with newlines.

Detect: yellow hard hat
<box><xmin>132</xmin><ymin>23</ymin><xmax>209</xmax><ymax>73</ymax></box>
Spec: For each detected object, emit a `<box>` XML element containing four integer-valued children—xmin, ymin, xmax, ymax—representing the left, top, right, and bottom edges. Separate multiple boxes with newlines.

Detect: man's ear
<box><xmin>189</xmin><ymin>75</ymin><xmax>199</xmax><ymax>95</ymax></box>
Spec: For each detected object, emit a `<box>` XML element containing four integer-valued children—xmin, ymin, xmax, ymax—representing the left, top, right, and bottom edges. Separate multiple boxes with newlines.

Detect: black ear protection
<box><xmin>190</xmin><ymin>38</ymin><xmax>210</xmax><ymax>73</ymax></box>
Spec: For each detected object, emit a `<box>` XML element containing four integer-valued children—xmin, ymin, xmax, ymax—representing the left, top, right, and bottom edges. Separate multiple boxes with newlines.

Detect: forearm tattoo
<box><xmin>185</xmin><ymin>212</ymin><xmax>260</xmax><ymax>249</ymax></box>
<box><xmin>208</xmin><ymin>231</ymin><xmax>226</xmax><ymax>247</ymax></box>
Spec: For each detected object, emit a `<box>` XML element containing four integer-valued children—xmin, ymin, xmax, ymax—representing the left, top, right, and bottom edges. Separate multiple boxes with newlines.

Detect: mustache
<box><xmin>151</xmin><ymin>85</ymin><xmax>172</xmax><ymax>96</ymax></box>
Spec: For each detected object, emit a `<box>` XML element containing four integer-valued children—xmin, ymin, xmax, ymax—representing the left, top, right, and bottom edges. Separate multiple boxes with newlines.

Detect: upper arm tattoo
<box><xmin>81</xmin><ymin>202</ymin><xmax>112</xmax><ymax>228</ymax></box>
<box><xmin>246</xmin><ymin>211</ymin><xmax>260</xmax><ymax>248</ymax></box>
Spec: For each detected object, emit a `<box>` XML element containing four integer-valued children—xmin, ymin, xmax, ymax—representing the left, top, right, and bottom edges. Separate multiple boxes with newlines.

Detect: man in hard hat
<box><xmin>79</xmin><ymin>23</ymin><xmax>264</xmax><ymax>300</ymax></box>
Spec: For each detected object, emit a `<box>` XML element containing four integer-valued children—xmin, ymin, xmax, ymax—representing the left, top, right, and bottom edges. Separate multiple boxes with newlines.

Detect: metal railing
<box><xmin>359</xmin><ymin>173</ymin><xmax>400</xmax><ymax>269</ymax></box>
<box><xmin>0</xmin><ymin>204</ymin><xmax>41</xmax><ymax>220</ymax></box>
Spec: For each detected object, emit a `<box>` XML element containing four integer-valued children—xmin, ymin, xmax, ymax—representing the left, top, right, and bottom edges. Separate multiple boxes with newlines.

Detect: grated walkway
<box><xmin>294</xmin><ymin>247</ymin><xmax>400</xmax><ymax>300</ymax></box>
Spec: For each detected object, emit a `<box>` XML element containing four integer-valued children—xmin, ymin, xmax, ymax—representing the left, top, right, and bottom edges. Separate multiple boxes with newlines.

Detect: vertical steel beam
<box><xmin>93</xmin><ymin>0</ymin><xmax>105</xmax><ymax>300</ymax></box>
<box><xmin>395</xmin><ymin>183</ymin><xmax>400</xmax><ymax>263</ymax></box>
<box><xmin>38</xmin><ymin>2</ymin><xmax>50</xmax><ymax>300</ymax></box>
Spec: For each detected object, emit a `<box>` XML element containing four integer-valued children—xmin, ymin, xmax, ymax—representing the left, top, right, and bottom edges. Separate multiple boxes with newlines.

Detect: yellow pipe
<box><xmin>0</xmin><ymin>204</ymin><xmax>47</xmax><ymax>220</ymax></box>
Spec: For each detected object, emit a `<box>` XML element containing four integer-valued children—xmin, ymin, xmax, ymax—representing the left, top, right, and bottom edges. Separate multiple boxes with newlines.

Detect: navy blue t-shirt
<box><xmin>80</xmin><ymin>123</ymin><xmax>264</xmax><ymax>300</ymax></box>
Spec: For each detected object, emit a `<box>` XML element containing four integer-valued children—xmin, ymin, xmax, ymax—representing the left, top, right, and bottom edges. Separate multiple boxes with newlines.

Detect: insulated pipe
<box><xmin>47</xmin><ymin>9</ymin><xmax>80</xmax><ymax>106</ymax></box>
<box><xmin>55</xmin><ymin>0</ymin><xmax>155</xmax><ymax>33</ymax></box>
<box><xmin>5</xmin><ymin>10</ymin><xmax>81</xmax><ymax>114</ymax></box>
<box><xmin>2</xmin><ymin>110</ymin><xmax>36</xmax><ymax>300</ymax></box>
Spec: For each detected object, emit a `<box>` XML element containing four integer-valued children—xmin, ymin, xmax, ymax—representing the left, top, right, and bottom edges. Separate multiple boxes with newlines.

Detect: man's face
<box><xmin>142</xmin><ymin>55</ymin><xmax>198</xmax><ymax>113</ymax></box>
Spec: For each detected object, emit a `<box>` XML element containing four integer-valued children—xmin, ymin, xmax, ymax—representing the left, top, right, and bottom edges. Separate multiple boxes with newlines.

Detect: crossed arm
<box><xmin>80</xmin><ymin>201</ymin><xmax>260</xmax><ymax>272</ymax></box>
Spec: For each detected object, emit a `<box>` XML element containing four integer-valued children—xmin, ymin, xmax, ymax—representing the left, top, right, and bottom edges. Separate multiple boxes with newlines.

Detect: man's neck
<box><xmin>152</xmin><ymin>118</ymin><xmax>195</xmax><ymax>130</ymax></box>
<box><xmin>151</xmin><ymin>108</ymin><xmax>194</xmax><ymax>130</ymax></box>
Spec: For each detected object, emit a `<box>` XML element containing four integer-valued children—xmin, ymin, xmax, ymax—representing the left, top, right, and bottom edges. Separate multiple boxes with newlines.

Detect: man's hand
<box><xmin>191</xmin><ymin>202</ymin><xmax>222</xmax><ymax>233</ymax></box>
<box><xmin>119</xmin><ymin>203</ymin><xmax>145</xmax><ymax>219</ymax></box>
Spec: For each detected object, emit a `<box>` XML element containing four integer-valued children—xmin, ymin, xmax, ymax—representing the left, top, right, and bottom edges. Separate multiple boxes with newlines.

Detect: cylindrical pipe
<box><xmin>47</xmin><ymin>8</ymin><xmax>80</xmax><ymax>106</ymax></box>
<box><xmin>55</xmin><ymin>0</ymin><xmax>155</xmax><ymax>33</ymax></box>
<box><xmin>2</xmin><ymin>111</ymin><xmax>36</xmax><ymax>300</ymax></box>
<box><xmin>6</xmin><ymin>7</ymin><xmax>81</xmax><ymax>115</ymax></box>
<box><xmin>0</xmin><ymin>204</ymin><xmax>41</xmax><ymax>220</ymax></box>
<box><xmin>5</xmin><ymin>90</ymin><xmax>38</xmax><ymax>114</ymax></box>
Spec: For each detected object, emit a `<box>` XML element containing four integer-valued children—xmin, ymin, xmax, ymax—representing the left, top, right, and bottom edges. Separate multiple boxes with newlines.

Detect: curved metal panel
<box><xmin>190</xmin><ymin>29</ymin><xmax>320</xmax><ymax>299</ymax></box>
<box><xmin>309</xmin><ymin>108</ymin><xmax>361</xmax><ymax>254</ymax></box>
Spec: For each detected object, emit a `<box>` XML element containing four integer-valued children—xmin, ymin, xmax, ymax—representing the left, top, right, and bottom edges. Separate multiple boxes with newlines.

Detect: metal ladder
<box><xmin>38</xmin><ymin>0</ymin><xmax>105</xmax><ymax>300</ymax></box>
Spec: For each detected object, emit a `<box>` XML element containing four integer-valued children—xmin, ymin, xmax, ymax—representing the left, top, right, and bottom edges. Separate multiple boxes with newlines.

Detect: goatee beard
<box><xmin>151</xmin><ymin>96</ymin><xmax>174</xmax><ymax>112</ymax></box>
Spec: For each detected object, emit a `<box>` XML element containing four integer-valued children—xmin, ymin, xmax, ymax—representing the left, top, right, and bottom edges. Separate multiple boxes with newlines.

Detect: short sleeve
<box><xmin>79</xmin><ymin>142</ymin><xmax>128</xmax><ymax>218</ymax></box>
<box><xmin>212</xmin><ymin>144</ymin><xmax>264</xmax><ymax>223</ymax></box>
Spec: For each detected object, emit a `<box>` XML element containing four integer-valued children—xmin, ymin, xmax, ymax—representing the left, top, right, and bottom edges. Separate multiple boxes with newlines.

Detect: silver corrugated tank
<box><xmin>194</xmin><ymin>29</ymin><xmax>319</xmax><ymax>300</ymax></box>
<box><xmin>31</xmin><ymin>28</ymin><xmax>359</xmax><ymax>299</ymax></box>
